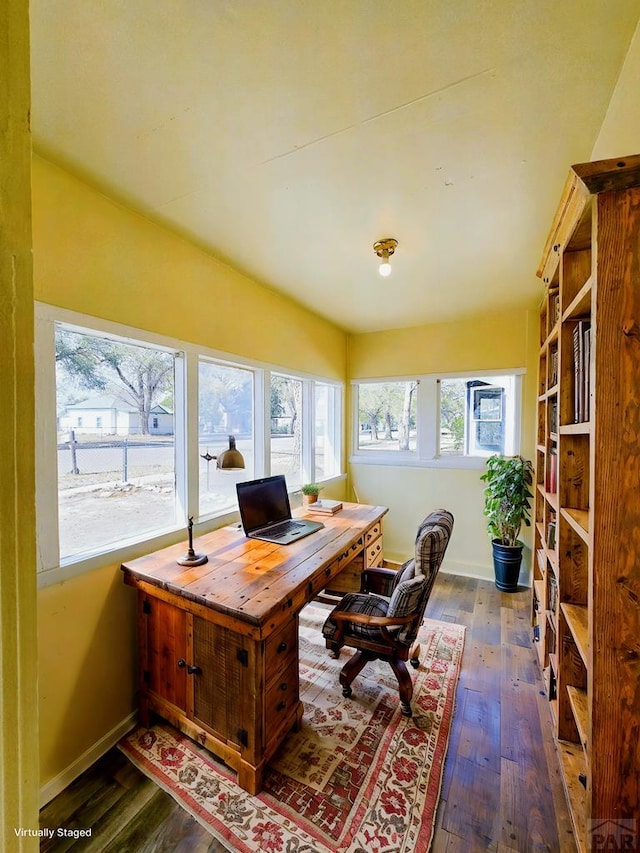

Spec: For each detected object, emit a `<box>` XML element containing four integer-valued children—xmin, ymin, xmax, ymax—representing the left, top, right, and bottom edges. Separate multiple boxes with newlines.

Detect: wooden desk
<box><xmin>121</xmin><ymin>501</ymin><xmax>387</xmax><ymax>794</ymax></box>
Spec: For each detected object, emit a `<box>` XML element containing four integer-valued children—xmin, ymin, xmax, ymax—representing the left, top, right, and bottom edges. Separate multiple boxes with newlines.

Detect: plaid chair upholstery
<box><xmin>321</xmin><ymin>509</ymin><xmax>454</xmax><ymax>716</ymax></box>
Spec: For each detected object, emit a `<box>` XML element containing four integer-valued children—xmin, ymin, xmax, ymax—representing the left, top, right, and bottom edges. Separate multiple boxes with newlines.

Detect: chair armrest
<box><xmin>328</xmin><ymin>609</ymin><xmax>414</xmax><ymax>646</ymax></box>
<box><xmin>361</xmin><ymin>566</ymin><xmax>398</xmax><ymax>596</ymax></box>
<box><xmin>328</xmin><ymin>610</ymin><xmax>414</xmax><ymax>629</ymax></box>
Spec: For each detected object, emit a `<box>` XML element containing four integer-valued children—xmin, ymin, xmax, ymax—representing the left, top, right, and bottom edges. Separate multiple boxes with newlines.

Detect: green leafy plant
<box><xmin>480</xmin><ymin>455</ymin><xmax>534</xmax><ymax>546</ymax></box>
<box><xmin>300</xmin><ymin>483</ymin><xmax>322</xmax><ymax>496</ymax></box>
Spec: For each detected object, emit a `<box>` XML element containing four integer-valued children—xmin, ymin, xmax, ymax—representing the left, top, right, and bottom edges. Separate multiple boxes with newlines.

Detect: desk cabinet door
<box><xmin>142</xmin><ymin>596</ymin><xmax>188</xmax><ymax>712</ymax></box>
<box><xmin>192</xmin><ymin>617</ymin><xmax>256</xmax><ymax>752</ymax></box>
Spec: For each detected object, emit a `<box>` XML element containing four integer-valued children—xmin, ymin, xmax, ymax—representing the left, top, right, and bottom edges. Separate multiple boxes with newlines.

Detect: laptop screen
<box><xmin>236</xmin><ymin>475</ymin><xmax>292</xmax><ymax>534</ymax></box>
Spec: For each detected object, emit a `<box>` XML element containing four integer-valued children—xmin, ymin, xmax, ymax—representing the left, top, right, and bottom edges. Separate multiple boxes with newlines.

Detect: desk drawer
<box><xmin>365</xmin><ymin>535</ymin><xmax>383</xmax><ymax>567</ymax></box>
<box><xmin>325</xmin><ymin>550</ymin><xmax>364</xmax><ymax>594</ymax></box>
<box><xmin>265</xmin><ymin>661</ymin><xmax>298</xmax><ymax>733</ymax></box>
<box><xmin>337</xmin><ymin>535</ymin><xmax>364</xmax><ymax>569</ymax></box>
<box><xmin>265</xmin><ymin>618</ymin><xmax>297</xmax><ymax>676</ymax></box>
<box><xmin>364</xmin><ymin>522</ymin><xmax>382</xmax><ymax>546</ymax></box>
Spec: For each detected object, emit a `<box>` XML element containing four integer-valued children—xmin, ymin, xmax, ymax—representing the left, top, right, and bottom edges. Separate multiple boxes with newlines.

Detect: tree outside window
<box><xmin>357</xmin><ymin>381</ymin><xmax>417</xmax><ymax>452</ymax></box>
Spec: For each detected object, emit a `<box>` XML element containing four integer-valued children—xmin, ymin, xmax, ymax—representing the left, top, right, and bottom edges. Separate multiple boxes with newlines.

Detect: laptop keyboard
<box><xmin>265</xmin><ymin>520</ymin><xmax>305</xmax><ymax>539</ymax></box>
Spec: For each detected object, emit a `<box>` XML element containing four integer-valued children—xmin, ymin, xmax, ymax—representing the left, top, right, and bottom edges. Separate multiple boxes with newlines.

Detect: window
<box><xmin>199</xmin><ymin>359</ymin><xmax>254</xmax><ymax>517</ymax></box>
<box><xmin>352</xmin><ymin>370</ymin><xmax>523</xmax><ymax>467</ymax></box>
<box><xmin>270</xmin><ymin>374</ymin><xmax>303</xmax><ymax>488</ymax></box>
<box><xmin>314</xmin><ymin>382</ymin><xmax>341</xmax><ymax>480</ymax></box>
<box><xmin>356</xmin><ymin>381</ymin><xmax>417</xmax><ymax>453</ymax></box>
<box><xmin>54</xmin><ymin>325</ymin><xmax>178</xmax><ymax>562</ymax></box>
<box><xmin>35</xmin><ymin>304</ymin><xmax>344</xmax><ymax>579</ymax></box>
<box><xmin>439</xmin><ymin>374</ymin><xmax>519</xmax><ymax>457</ymax></box>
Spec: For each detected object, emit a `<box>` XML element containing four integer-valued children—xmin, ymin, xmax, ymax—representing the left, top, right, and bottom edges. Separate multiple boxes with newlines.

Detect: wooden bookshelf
<box><xmin>533</xmin><ymin>153</ymin><xmax>640</xmax><ymax>852</ymax></box>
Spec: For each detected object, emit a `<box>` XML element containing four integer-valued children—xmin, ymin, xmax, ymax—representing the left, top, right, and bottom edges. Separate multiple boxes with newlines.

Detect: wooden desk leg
<box><xmin>294</xmin><ymin>699</ymin><xmax>304</xmax><ymax>731</ymax></box>
<box><xmin>238</xmin><ymin>759</ymin><xmax>263</xmax><ymax>796</ymax></box>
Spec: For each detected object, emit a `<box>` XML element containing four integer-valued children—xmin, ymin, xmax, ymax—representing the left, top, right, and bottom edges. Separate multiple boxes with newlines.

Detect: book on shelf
<box><xmin>306</xmin><ymin>499</ymin><xmax>343</xmax><ymax>515</ymax></box>
<box><xmin>549</xmin><ymin>399</ymin><xmax>557</xmax><ymax>434</ymax></box>
<box><xmin>547</xmin><ymin>518</ymin><xmax>556</xmax><ymax>550</ymax></box>
<box><xmin>546</xmin><ymin>446</ymin><xmax>558</xmax><ymax>494</ymax></box>
<box><xmin>548</xmin><ymin>575</ymin><xmax>558</xmax><ymax>613</ymax></box>
<box><xmin>550</xmin><ymin>348</ymin><xmax>558</xmax><ymax>388</ymax></box>
<box><xmin>572</xmin><ymin>319</ymin><xmax>591</xmax><ymax>423</ymax></box>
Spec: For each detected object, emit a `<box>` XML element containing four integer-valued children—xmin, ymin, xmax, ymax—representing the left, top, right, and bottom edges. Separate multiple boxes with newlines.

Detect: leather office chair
<box><xmin>321</xmin><ymin>509</ymin><xmax>454</xmax><ymax>717</ymax></box>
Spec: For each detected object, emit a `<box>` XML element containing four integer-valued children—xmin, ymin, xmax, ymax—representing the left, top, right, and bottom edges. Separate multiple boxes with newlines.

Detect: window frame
<box><xmin>35</xmin><ymin>303</ymin><xmax>344</xmax><ymax>586</ymax></box>
<box><xmin>351</xmin><ymin>368</ymin><xmax>525</xmax><ymax>470</ymax></box>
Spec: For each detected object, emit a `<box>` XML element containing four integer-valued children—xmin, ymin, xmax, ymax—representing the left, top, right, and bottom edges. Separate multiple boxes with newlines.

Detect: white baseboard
<box><xmin>440</xmin><ymin>558</ymin><xmax>532</xmax><ymax>587</ymax></box>
<box><xmin>40</xmin><ymin>712</ymin><xmax>138</xmax><ymax>808</ymax></box>
<box><xmin>440</xmin><ymin>559</ymin><xmax>493</xmax><ymax>583</ymax></box>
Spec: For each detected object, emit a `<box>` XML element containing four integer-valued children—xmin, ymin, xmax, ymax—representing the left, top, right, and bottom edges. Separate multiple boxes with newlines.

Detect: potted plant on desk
<box><xmin>300</xmin><ymin>483</ymin><xmax>322</xmax><ymax>506</ymax></box>
<box><xmin>480</xmin><ymin>454</ymin><xmax>533</xmax><ymax>592</ymax></box>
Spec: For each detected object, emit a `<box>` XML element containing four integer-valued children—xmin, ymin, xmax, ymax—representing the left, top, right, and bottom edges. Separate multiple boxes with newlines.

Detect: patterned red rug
<box><xmin>119</xmin><ymin>603</ymin><xmax>465</xmax><ymax>853</ymax></box>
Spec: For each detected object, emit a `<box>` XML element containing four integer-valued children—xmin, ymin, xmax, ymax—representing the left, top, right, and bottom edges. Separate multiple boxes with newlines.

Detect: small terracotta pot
<box><xmin>302</xmin><ymin>494</ymin><xmax>318</xmax><ymax>505</ymax></box>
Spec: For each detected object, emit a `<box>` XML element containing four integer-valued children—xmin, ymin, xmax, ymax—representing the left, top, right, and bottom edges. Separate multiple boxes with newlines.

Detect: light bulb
<box><xmin>379</xmin><ymin>259</ymin><xmax>392</xmax><ymax>277</ymax></box>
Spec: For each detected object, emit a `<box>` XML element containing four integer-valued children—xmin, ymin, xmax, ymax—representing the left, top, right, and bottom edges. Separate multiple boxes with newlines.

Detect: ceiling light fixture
<box><xmin>373</xmin><ymin>238</ymin><xmax>398</xmax><ymax>277</ymax></box>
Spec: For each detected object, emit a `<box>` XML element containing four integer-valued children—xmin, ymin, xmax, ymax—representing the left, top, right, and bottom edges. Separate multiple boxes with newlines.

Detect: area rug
<box><xmin>119</xmin><ymin>603</ymin><xmax>465</xmax><ymax>853</ymax></box>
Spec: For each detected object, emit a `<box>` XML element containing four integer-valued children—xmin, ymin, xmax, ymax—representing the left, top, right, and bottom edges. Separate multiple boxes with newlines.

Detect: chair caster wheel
<box><xmin>410</xmin><ymin>658</ymin><xmax>419</xmax><ymax>669</ymax></box>
<box><xmin>400</xmin><ymin>704</ymin><xmax>412</xmax><ymax>717</ymax></box>
<box><xmin>342</xmin><ymin>686</ymin><xmax>352</xmax><ymax>698</ymax></box>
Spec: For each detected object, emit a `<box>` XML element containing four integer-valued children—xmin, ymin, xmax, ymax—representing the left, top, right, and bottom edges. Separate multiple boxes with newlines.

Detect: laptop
<box><xmin>236</xmin><ymin>475</ymin><xmax>324</xmax><ymax>545</ymax></box>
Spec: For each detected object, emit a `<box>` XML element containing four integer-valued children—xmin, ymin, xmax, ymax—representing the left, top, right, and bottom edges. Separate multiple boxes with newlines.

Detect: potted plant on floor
<box><xmin>300</xmin><ymin>483</ymin><xmax>322</xmax><ymax>506</ymax></box>
<box><xmin>480</xmin><ymin>454</ymin><xmax>534</xmax><ymax>592</ymax></box>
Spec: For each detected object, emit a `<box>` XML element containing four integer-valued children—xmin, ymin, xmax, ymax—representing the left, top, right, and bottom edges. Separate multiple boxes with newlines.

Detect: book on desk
<box><xmin>306</xmin><ymin>499</ymin><xmax>343</xmax><ymax>515</ymax></box>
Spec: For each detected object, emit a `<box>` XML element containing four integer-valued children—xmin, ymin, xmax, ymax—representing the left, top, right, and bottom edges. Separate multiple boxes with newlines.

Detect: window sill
<box><xmin>37</xmin><ymin>511</ymin><xmax>239</xmax><ymax>589</ymax></box>
<box><xmin>37</xmin><ymin>475</ymin><xmax>348</xmax><ymax>589</ymax></box>
<box><xmin>349</xmin><ymin>454</ymin><xmax>489</xmax><ymax>470</ymax></box>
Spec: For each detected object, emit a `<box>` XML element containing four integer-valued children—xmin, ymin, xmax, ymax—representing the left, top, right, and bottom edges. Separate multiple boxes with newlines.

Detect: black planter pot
<box><xmin>491</xmin><ymin>539</ymin><xmax>523</xmax><ymax>592</ymax></box>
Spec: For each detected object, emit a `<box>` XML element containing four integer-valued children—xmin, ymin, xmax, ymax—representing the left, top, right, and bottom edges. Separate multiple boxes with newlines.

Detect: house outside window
<box><xmin>35</xmin><ymin>304</ymin><xmax>344</xmax><ymax>580</ymax></box>
<box><xmin>54</xmin><ymin>325</ymin><xmax>177</xmax><ymax>563</ymax></box>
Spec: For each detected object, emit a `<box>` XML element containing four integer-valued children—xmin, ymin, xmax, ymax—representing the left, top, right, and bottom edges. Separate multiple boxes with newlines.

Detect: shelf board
<box><xmin>566</xmin><ymin>685</ymin><xmax>589</xmax><ymax>750</ymax></box>
<box><xmin>536</xmin><ymin>443</ymin><xmax>545</xmax><ymax>454</ymax></box>
<box><xmin>557</xmin><ymin>739</ymin><xmax>587</xmax><ymax>852</ymax></box>
<box><xmin>537</xmin><ymin>484</ymin><xmax>558</xmax><ymax>510</ymax></box>
<box><xmin>559</xmin><ymin>421</ymin><xmax>591</xmax><ymax>436</ymax></box>
<box><xmin>562</xmin><ymin>275</ymin><xmax>592</xmax><ymax>322</ymax></box>
<box><xmin>560</xmin><ymin>507</ymin><xmax>590</xmax><ymax>542</ymax></box>
<box><xmin>533</xmin><ymin>578</ymin><xmax>545</xmax><ymax>604</ymax></box>
<box><xmin>540</xmin><ymin>322</ymin><xmax>560</xmax><ymax>353</ymax></box>
<box><xmin>561</xmin><ymin>603</ymin><xmax>589</xmax><ymax>666</ymax></box>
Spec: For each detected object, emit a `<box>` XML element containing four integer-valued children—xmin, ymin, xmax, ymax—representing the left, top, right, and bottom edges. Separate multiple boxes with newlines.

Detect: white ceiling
<box><xmin>29</xmin><ymin>1</ymin><xmax>639</xmax><ymax>333</ymax></box>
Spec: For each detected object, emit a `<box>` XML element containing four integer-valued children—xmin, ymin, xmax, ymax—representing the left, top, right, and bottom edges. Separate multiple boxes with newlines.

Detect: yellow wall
<box><xmin>1</xmin><ymin>1</ymin><xmax>39</xmax><ymax>846</ymax></box>
<box><xmin>33</xmin><ymin>155</ymin><xmax>348</xmax><ymax>795</ymax></box>
<box><xmin>32</xmin><ymin>155</ymin><xmax>346</xmax><ymax>380</ymax></box>
<box><xmin>33</xmin><ymin>13</ymin><xmax>640</xmax><ymax>796</ymax></box>
<box><xmin>348</xmin><ymin>308</ymin><xmax>540</xmax><ymax>579</ymax></box>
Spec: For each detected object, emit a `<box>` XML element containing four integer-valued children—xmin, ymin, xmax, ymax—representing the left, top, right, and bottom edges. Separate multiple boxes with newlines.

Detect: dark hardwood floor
<box><xmin>39</xmin><ymin>574</ymin><xmax>575</xmax><ymax>852</ymax></box>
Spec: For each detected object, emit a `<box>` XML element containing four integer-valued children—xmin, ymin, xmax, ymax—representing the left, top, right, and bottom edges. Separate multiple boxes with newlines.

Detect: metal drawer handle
<box><xmin>277</xmin><ymin>701</ymin><xmax>286</xmax><ymax>711</ymax></box>
<box><xmin>277</xmin><ymin>641</ymin><xmax>288</xmax><ymax>653</ymax></box>
<box><xmin>279</xmin><ymin>682</ymin><xmax>288</xmax><ymax>691</ymax></box>
<box><xmin>177</xmin><ymin>659</ymin><xmax>201</xmax><ymax>675</ymax></box>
